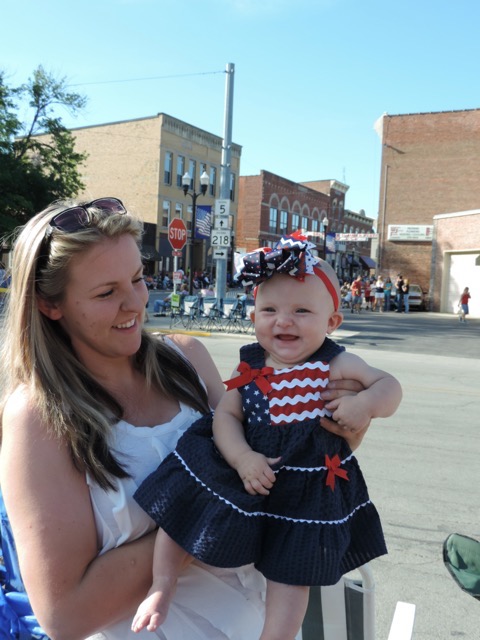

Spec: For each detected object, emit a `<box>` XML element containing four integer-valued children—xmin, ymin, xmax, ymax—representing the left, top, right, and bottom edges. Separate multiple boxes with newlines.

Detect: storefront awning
<box><xmin>141</xmin><ymin>245</ymin><xmax>163</xmax><ymax>261</ymax></box>
<box><xmin>359</xmin><ymin>255</ymin><xmax>376</xmax><ymax>269</ymax></box>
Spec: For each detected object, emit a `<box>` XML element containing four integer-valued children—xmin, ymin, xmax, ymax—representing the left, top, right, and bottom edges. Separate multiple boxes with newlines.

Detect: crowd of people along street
<box><xmin>339</xmin><ymin>273</ymin><xmax>410</xmax><ymax>313</ymax></box>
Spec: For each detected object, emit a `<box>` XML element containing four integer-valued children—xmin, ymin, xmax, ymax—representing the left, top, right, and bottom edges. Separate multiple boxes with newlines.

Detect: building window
<box><xmin>164</xmin><ymin>152</ymin><xmax>172</xmax><ymax>185</ymax></box>
<box><xmin>280</xmin><ymin>210</ymin><xmax>288</xmax><ymax>233</ymax></box>
<box><xmin>301</xmin><ymin>216</ymin><xmax>309</xmax><ymax>233</ymax></box>
<box><xmin>176</xmin><ymin>156</ymin><xmax>185</xmax><ymax>187</ymax></box>
<box><xmin>269</xmin><ymin>207</ymin><xmax>278</xmax><ymax>234</ymax></box>
<box><xmin>210</xmin><ymin>166</ymin><xmax>217</xmax><ymax>197</ymax></box>
<box><xmin>230</xmin><ymin>173</ymin><xmax>236</xmax><ymax>201</ymax></box>
<box><xmin>292</xmin><ymin>213</ymin><xmax>300</xmax><ymax>231</ymax></box>
<box><xmin>188</xmin><ymin>159</ymin><xmax>196</xmax><ymax>189</ymax></box>
<box><xmin>200</xmin><ymin>162</ymin><xmax>207</xmax><ymax>178</ymax></box>
<box><xmin>175</xmin><ymin>202</ymin><xmax>183</xmax><ymax>220</ymax></box>
<box><xmin>311</xmin><ymin>219</ymin><xmax>319</xmax><ymax>235</ymax></box>
<box><xmin>162</xmin><ymin>200</ymin><xmax>171</xmax><ymax>228</ymax></box>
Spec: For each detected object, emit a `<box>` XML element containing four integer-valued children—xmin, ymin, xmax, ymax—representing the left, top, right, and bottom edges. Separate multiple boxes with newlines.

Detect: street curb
<box><xmin>144</xmin><ymin>326</ymin><xmax>212</xmax><ymax>337</ymax></box>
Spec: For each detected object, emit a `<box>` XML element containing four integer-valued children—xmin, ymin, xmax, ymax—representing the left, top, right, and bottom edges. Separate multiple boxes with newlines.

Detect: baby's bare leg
<box><xmin>131</xmin><ymin>529</ymin><xmax>189</xmax><ymax>633</ymax></box>
<box><xmin>259</xmin><ymin>579</ymin><xmax>309</xmax><ymax>640</ymax></box>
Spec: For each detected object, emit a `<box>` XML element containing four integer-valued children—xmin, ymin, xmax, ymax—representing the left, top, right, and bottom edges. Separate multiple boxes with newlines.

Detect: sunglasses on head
<box><xmin>36</xmin><ymin>198</ymin><xmax>127</xmax><ymax>280</ymax></box>
<box><xmin>46</xmin><ymin>197</ymin><xmax>126</xmax><ymax>234</ymax></box>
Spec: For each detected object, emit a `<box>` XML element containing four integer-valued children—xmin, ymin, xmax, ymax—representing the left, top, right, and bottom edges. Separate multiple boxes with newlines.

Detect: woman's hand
<box><xmin>321</xmin><ymin>378</ymin><xmax>365</xmax><ymax>402</ymax></box>
<box><xmin>320</xmin><ymin>378</ymin><xmax>370</xmax><ymax>450</ymax></box>
<box><xmin>319</xmin><ymin>416</ymin><xmax>369</xmax><ymax>450</ymax></box>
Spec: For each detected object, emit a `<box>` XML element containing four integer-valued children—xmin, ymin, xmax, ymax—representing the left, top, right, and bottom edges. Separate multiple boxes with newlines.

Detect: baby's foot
<box><xmin>131</xmin><ymin>576</ymin><xmax>177</xmax><ymax>633</ymax></box>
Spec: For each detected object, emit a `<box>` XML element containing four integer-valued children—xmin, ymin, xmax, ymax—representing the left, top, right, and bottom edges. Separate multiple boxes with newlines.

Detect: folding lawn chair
<box><xmin>220</xmin><ymin>298</ymin><xmax>247</xmax><ymax>333</ymax></box>
<box><xmin>299</xmin><ymin>564</ymin><xmax>375</xmax><ymax>640</ymax></box>
<box><xmin>180</xmin><ymin>295</ymin><xmax>202</xmax><ymax>330</ymax></box>
<box><xmin>168</xmin><ymin>294</ymin><xmax>202</xmax><ymax>330</ymax></box>
<box><xmin>242</xmin><ymin>300</ymin><xmax>255</xmax><ymax>335</ymax></box>
<box><xmin>168</xmin><ymin>292</ymin><xmax>185</xmax><ymax>329</ymax></box>
<box><xmin>299</xmin><ymin>563</ymin><xmax>416</xmax><ymax>640</ymax></box>
<box><xmin>200</xmin><ymin>297</ymin><xmax>223</xmax><ymax>331</ymax></box>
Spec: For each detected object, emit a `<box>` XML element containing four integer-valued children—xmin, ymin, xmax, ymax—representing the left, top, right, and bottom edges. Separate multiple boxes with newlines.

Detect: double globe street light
<box><xmin>182</xmin><ymin>170</ymin><xmax>210</xmax><ymax>295</ymax></box>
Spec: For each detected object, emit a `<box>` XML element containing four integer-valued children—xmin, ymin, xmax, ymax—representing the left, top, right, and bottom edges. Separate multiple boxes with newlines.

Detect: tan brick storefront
<box><xmin>69</xmin><ymin>113</ymin><xmax>241</xmax><ymax>275</ymax></box>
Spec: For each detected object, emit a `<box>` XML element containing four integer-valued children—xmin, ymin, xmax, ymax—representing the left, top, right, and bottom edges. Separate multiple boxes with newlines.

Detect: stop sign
<box><xmin>168</xmin><ymin>218</ymin><xmax>188</xmax><ymax>251</ymax></box>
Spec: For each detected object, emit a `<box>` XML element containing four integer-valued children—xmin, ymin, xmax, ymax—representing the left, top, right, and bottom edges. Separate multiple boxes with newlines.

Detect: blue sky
<box><xmin>3</xmin><ymin>0</ymin><xmax>480</xmax><ymax>222</ymax></box>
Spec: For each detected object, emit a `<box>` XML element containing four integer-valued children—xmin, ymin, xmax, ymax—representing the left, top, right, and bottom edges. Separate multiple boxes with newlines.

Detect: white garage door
<box><xmin>444</xmin><ymin>252</ymin><xmax>480</xmax><ymax>318</ymax></box>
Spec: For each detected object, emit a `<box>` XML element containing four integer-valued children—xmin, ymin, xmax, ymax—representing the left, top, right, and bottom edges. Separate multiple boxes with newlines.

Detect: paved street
<box><xmin>3</xmin><ymin>303</ymin><xmax>477</xmax><ymax>637</ymax></box>
<box><xmin>147</xmin><ymin>310</ymin><xmax>480</xmax><ymax>639</ymax></box>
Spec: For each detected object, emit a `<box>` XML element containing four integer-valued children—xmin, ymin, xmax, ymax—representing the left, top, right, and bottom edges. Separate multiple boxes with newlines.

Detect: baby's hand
<box><xmin>234</xmin><ymin>450</ymin><xmax>281</xmax><ymax>496</ymax></box>
<box><xmin>326</xmin><ymin>394</ymin><xmax>372</xmax><ymax>432</ymax></box>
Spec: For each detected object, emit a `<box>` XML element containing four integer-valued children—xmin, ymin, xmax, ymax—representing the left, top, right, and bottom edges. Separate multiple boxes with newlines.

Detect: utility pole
<box><xmin>214</xmin><ymin>62</ymin><xmax>235</xmax><ymax>304</ymax></box>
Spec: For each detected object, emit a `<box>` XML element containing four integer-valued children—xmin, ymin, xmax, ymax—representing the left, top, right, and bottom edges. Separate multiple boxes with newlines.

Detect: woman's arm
<box><xmin>1</xmin><ymin>388</ymin><xmax>156</xmax><ymax>640</ymax></box>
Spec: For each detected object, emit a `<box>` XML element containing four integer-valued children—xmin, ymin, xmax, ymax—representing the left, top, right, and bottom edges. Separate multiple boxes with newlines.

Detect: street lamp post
<box><xmin>322</xmin><ymin>217</ymin><xmax>329</xmax><ymax>260</ymax></box>
<box><xmin>182</xmin><ymin>170</ymin><xmax>210</xmax><ymax>295</ymax></box>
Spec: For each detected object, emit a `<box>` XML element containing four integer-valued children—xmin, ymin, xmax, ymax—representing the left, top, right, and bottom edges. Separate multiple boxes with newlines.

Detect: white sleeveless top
<box><xmin>85</xmin><ymin>342</ymin><xmax>266</xmax><ymax>639</ymax></box>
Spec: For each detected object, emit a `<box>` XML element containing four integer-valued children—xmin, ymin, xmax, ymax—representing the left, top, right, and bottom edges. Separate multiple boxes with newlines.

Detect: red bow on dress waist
<box><xmin>224</xmin><ymin>362</ymin><xmax>274</xmax><ymax>395</ymax></box>
<box><xmin>325</xmin><ymin>454</ymin><xmax>349</xmax><ymax>491</ymax></box>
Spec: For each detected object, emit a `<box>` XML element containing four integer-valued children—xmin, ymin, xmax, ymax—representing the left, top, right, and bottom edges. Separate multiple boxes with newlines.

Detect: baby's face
<box><xmin>252</xmin><ymin>274</ymin><xmax>343</xmax><ymax>369</ymax></box>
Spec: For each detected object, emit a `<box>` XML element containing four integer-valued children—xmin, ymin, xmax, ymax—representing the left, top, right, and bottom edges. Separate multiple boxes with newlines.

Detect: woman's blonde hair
<box><xmin>0</xmin><ymin>201</ymin><xmax>209</xmax><ymax>489</ymax></box>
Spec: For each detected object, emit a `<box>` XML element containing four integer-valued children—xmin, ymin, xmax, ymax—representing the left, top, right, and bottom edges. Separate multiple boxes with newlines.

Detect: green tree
<box><xmin>0</xmin><ymin>66</ymin><xmax>88</xmax><ymax>234</ymax></box>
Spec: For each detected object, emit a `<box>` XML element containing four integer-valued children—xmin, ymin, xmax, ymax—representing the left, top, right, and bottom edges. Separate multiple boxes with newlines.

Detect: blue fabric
<box><xmin>0</xmin><ymin>490</ymin><xmax>49</xmax><ymax>639</ymax></box>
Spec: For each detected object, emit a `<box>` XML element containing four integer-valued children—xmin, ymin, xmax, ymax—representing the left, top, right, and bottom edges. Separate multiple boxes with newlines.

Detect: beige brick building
<box><xmin>69</xmin><ymin>113</ymin><xmax>241</xmax><ymax>276</ymax></box>
<box><xmin>376</xmin><ymin>109</ymin><xmax>480</xmax><ymax>312</ymax></box>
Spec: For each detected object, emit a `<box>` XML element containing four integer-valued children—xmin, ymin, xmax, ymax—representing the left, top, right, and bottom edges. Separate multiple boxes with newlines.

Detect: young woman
<box><xmin>0</xmin><ymin>201</ymin><xmax>367</xmax><ymax>640</ymax></box>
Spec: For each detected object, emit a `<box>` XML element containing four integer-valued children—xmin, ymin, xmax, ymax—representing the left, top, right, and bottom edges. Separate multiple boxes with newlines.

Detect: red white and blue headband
<box><xmin>237</xmin><ymin>231</ymin><xmax>340</xmax><ymax>311</ymax></box>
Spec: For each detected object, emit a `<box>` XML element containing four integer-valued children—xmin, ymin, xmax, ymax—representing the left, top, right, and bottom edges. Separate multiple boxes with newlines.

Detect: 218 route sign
<box><xmin>211</xmin><ymin>230</ymin><xmax>231</xmax><ymax>247</ymax></box>
<box><xmin>168</xmin><ymin>218</ymin><xmax>187</xmax><ymax>251</ymax></box>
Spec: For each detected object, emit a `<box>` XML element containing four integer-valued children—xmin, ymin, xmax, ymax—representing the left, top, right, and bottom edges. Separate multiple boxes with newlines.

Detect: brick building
<box><xmin>237</xmin><ymin>171</ymin><xmax>374</xmax><ymax>281</ymax></box>
<box><xmin>376</xmin><ymin>109</ymin><xmax>480</xmax><ymax>311</ymax></box>
<box><xmin>68</xmin><ymin>113</ymin><xmax>241</xmax><ymax>276</ymax></box>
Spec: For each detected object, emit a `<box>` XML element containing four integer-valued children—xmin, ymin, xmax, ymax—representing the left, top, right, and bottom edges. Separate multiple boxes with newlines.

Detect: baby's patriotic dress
<box><xmin>134</xmin><ymin>338</ymin><xmax>387</xmax><ymax>586</ymax></box>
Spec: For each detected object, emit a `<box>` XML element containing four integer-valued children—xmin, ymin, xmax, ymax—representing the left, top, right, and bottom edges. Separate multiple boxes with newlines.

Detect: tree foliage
<box><xmin>0</xmin><ymin>66</ymin><xmax>88</xmax><ymax>234</ymax></box>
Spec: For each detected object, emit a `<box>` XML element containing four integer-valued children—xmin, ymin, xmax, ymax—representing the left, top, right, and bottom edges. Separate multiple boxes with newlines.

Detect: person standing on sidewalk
<box><xmin>402</xmin><ymin>278</ymin><xmax>410</xmax><ymax>313</ymax></box>
<box><xmin>395</xmin><ymin>274</ymin><xmax>404</xmax><ymax>312</ymax></box>
<box><xmin>373</xmin><ymin>275</ymin><xmax>385</xmax><ymax>312</ymax></box>
<box><xmin>351</xmin><ymin>275</ymin><xmax>363</xmax><ymax>314</ymax></box>
<box><xmin>384</xmin><ymin>277</ymin><xmax>393</xmax><ymax>311</ymax></box>
<box><xmin>458</xmin><ymin>287</ymin><xmax>471</xmax><ymax>323</ymax></box>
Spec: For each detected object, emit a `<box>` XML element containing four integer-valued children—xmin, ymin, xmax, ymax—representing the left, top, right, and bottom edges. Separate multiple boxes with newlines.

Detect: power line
<box><xmin>68</xmin><ymin>70</ymin><xmax>225</xmax><ymax>88</ymax></box>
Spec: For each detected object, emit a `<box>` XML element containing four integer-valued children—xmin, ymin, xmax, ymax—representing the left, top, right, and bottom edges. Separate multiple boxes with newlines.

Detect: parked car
<box><xmin>390</xmin><ymin>284</ymin><xmax>425</xmax><ymax>311</ymax></box>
